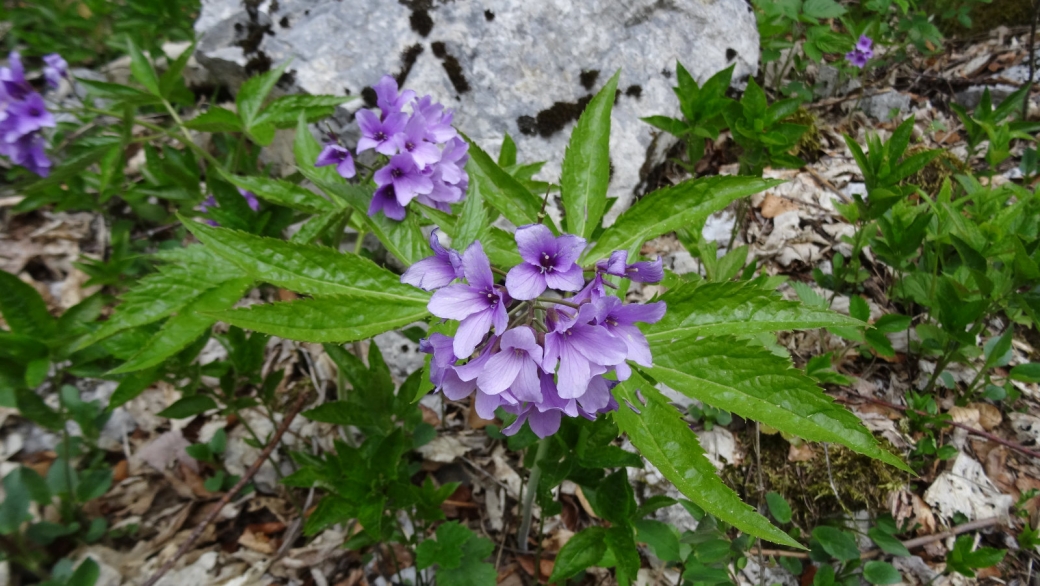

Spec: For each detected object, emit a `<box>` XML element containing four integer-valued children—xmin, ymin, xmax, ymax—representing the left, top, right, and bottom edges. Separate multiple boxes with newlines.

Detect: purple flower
<box><xmin>369</xmin><ymin>184</ymin><xmax>407</xmax><ymax>220</ymax></box>
<box><xmin>505</xmin><ymin>224</ymin><xmax>587</xmax><ymax>300</ymax></box>
<box><xmin>415</xmin><ymin>95</ymin><xmax>457</xmax><ymax>143</ymax></box>
<box><xmin>315</xmin><ymin>143</ymin><xmax>357</xmax><ymax>179</ymax></box>
<box><xmin>596</xmin><ymin>296</ymin><xmax>666</xmax><ymax>380</ymax></box>
<box><xmin>502</xmin><ymin>372</ymin><xmax>580</xmax><ymax>438</ymax></box>
<box><xmin>238</xmin><ymin>188</ymin><xmax>260</xmax><ymax>212</ymax></box>
<box><xmin>199</xmin><ymin>195</ymin><xmax>217</xmax><ymax>213</ymax></box>
<box><xmin>542</xmin><ymin>303</ymin><xmax>628</xmax><ymax>399</ymax></box>
<box><xmin>42</xmin><ymin>54</ymin><xmax>68</xmax><ymax>89</ymax></box>
<box><xmin>373</xmin><ymin>75</ymin><xmax>416</xmax><ymax>118</ymax></box>
<box><xmin>393</xmin><ymin>113</ymin><xmax>442</xmax><ymax>168</ymax></box>
<box><xmin>374</xmin><ymin>153</ymin><xmax>434</xmax><ymax>205</ymax></box>
<box><xmin>846</xmin><ymin>35</ymin><xmax>874</xmax><ymax>69</ymax></box>
<box><xmin>3</xmin><ymin>93</ymin><xmax>55</xmax><ymax>142</ymax></box>
<box><xmin>429</xmin><ymin>242</ymin><xmax>509</xmax><ymax>358</ymax></box>
<box><xmin>435</xmin><ymin>137</ymin><xmax>469</xmax><ymax>185</ymax></box>
<box><xmin>401</xmin><ymin>229</ymin><xmax>464</xmax><ymax>291</ymax></box>
<box><xmin>0</xmin><ymin>52</ymin><xmax>31</xmax><ymax>101</ymax></box>
<box><xmin>596</xmin><ymin>250</ymin><xmax>664</xmax><ymax>283</ymax></box>
<box><xmin>477</xmin><ymin>326</ymin><xmax>544</xmax><ymax>403</ymax></box>
<box><xmin>356</xmin><ymin>109</ymin><xmax>407</xmax><ymax>155</ymax></box>
<box><xmin>2</xmin><ymin>134</ymin><xmax>50</xmax><ymax>177</ymax></box>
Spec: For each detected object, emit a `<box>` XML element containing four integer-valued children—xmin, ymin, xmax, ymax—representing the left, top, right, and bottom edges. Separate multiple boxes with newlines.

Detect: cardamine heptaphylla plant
<box><xmin>316</xmin><ymin>75</ymin><xmax>469</xmax><ymax>220</ymax></box>
<box><xmin>402</xmin><ymin>225</ymin><xmax>665</xmax><ymax>437</ymax></box>
<box><xmin>0</xmin><ymin>51</ymin><xmax>66</xmax><ymax>177</ymax></box>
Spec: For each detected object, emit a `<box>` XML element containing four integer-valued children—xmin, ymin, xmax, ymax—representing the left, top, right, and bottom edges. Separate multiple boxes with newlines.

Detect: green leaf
<box><xmin>111</xmin><ymin>278</ymin><xmax>253</xmax><ymax>373</ymax></box>
<box><xmin>498</xmin><ymin>134</ymin><xmax>517</xmax><ymax>167</ymax></box>
<box><xmin>126</xmin><ymin>38</ymin><xmax>160</xmax><ymax>95</ymax></box>
<box><xmin>454</xmin><ymin>171</ymin><xmax>489</xmax><ymax>250</ymax></box>
<box><xmin>78</xmin><ymin>247</ymin><xmax>246</xmax><ymax>349</ymax></box>
<box><xmin>76</xmin><ymin>468</ymin><xmax>113</xmax><ymax>501</ymax></box>
<box><xmin>24</xmin><ymin>358</ymin><xmax>49</xmax><ymax>389</ymax></box>
<box><xmin>158</xmin><ymin>395</ymin><xmax>218</xmax><ymax>419</ymax></box>
<box><xmin>416</xmin><ymin>521</ymin><xmax>472</xmax><ymax>570</ymax></box>
<box><xmin>184</xmin><ymin>219</ymin><xmax>428</xmax><ymax>303</ymax></box>
<box><xmin>238</xmin><ymin>61</ymin><xmax>290</xmax><ymax>129</ymax></box>
<box><xmin>634</xmin><ymin>519</ymin><xmax>681</xmax><ymax>562</ymax></box>
<box><xmin>813</xmin><ymin>527</ymin><xmax>860</xmax><ymax>561</ymax></box>
<box><xmin>613</xmin><ymin>374</ymin><xmax>801</xmax><ymax>548</ymax></box>
<box><xmin>0</xmin><ymin>468</ymin><xmax>33</xmax><ymax>534</ymax></box>
<box><xmin>68</xmin><ymin>557</ymin><xmax>100</xmax><ymax>586</ymax></box>
<box><xmin>644</xmin><ymin>336</ymin><xmax>910</xmax><ymax>472</ymax></box>
<box><xmin>868</xmin><ymin>527</ymin><xmax>910</xmax><ymax>557</ymax></box>
<box><xmin>210</xmin><ymin>296</ymin><xmax>430</xmax><ymax>344</ymax></box>
<box><xmin>641</xmin><ymin>115</ymin><xmax>689</xmax><ymax>136</ymax></box>
<box><xmin>863</xmin><ymin>561</ymin><xmax>902</xmax><ymax>585</ymax></box>
<box><xmin>223</xmin><ymin>173</ymin><xmax>336</xmax><ymax>213</ymax></box>
<box><xmin>593</xmin><ymin>469</ymin><xmax>636</xmax><ymax>525</ymax></box>
<box><xmin>1011</xmin><ymin>363</ymin><xmax>1040</xmax><ymax>383</ymax></box>
<box><xmin>253</xmin><ymin>95</ymin><xmax>353</xmax><ymax>128</ymax></box>
<box><xmin>0</xmin><ymin>268</ymin><xmax>57</xmax><ymax>339</ymax></box>
<box><xmin>436</xmin><ymin>531</ymin><xmax>496</xmax><ymax>585</ymax></box>
<box><xmin>606</xmin><ymin>525</ymin><xmax>640</xmax><ymax>586</ymax></box>
<box><xmin>461</xmin><ymin>133</ymin><xmax>547</xmax><ymax>230</ymax></box>
<box><xmin>802</xmin><ymin>0</ymin><xmax>847</xmax><ymax>18</ymax></box>
<box><xmin>585</xmin><ymin>176</ymin><xmax>781</xmax><ymax>262</ymax></box>
<box><xmin>184</xmin><ymin>107</ymin><xmax>243</xmax><ymax>133</ymax></box>
<box><xmin>549</xmin><ymin>526</ymin><xmax>608</xmax><ymax>581</ymax></box>
<box><xmin>647</xmin><ymin>279</ymin><xmax>861</xmax><ymax>341</ymax></box>
<box><xmin>561</xmin><ymin>70</ymin><xmax>618</xmax><ymax>238</ymax></box>
<box><xmin>766</xmin><ymin>491</ymin><xmax>793</xmax><ymax>524</ymax></box>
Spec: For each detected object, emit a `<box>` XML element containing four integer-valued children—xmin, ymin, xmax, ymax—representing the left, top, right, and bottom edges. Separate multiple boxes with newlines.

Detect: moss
<box><xmin>394</xmin><ymin>43</ymin><xmax>425</xmax><ymax>87</ymax></box>
<box><xmin>626</xmin><ymin>85</ymin><xmax>642</xmax><ymax>99</ymax></box>
<box><xmin>788</xmin><ymin>107</ymin><xmax>822</xmax><ymax>163</ymax></box>
<box><xmin>516</xmin><ymin>95</ymin><xmax>594</xmax><ymax>138</ymax></box>
<box><xmin>429</xmin><ymin>42</ymin><xmax>470</xmax><ymax>95</ymax></box>
<box><xmin>931</xmin><ymin>0</ymin><xmax>1035</xmax><ymax>36</ymax></box>
<box><xmin>719</xmin><ymin>430</ymin><xmax>905</xmax><ymax>530</ymax></box>
<box><xmin>409</xmin><ymin>9</ymin><xmax>434</xmax><ymax>37</ymax></box>
<box><xmin>900</xmin><ymin>146</ymin><xmax>967</xmax><ymax>196</ymax></box>
<box><xmin>484</xmin><ymin>9</ymin><xmax>495</xmax><ymax>21</ymax></box>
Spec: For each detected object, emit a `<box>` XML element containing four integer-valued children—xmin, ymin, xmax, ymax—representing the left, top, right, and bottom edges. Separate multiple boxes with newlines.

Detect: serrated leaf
<box><xmin>0</xmin><ymin>269</ymin><xmax>57</xmax><ymax>340</ymax></box>
<box><xmin>209</xmin><ymin>296</ymin><xmax>430</xmax><ymax>343</ymax></box>
<box><xmin>416</xmin><ymin>521</ymin><xmax>472</xmax><ymax>570</ymax></box>
<box><xmin>562</xmin><ymin>70</ymin><xmax>618</xmax><ymax>238</ymax></box>
<box><xmin>78</xmin><ymin>247</ymin><xmax>246</xmax><ymax>349</ymax></box>
<box><xmin>606</xmin><ymin>525</ymin><xmax>640</xmax><ymax>586</ymax></box>
<box><xmin>613</xmin><ymin>374</ymin><xmax>801</xmax><ymax>548</ymax></box>
<box><xmin>184</xmin><ymin>219</ymin><xmax>428</xmax><ymax>303</ymax></box>
<box><xmin>647</xmin><ymin>280</ymin><xmax>861</xmax><ymax>341</ymax></box>
<box><xmin>126</xmin><ymin>38</ymin><xmax>160</xmax><ymax>95</ymax></box>
<box><xmin>184</xmin><ymin>107</ymin><xmax>243</xmax><ymax>132</ymax></box>
<box><xmin>238</xmin><ymin>61</ymin><xmax>290</xmax><ymax>129</ymax></box>
<box><xmin>549</xmin><ymin>526</ymin><xmax>608</xmax><ymax>581</ymax></box>
<box><xmin>644</xmin><ymin>336</ymin><xmax>910</xmax><ymax>472</ymax></box>
<box><xmin>111</xmin><ymin>278</ymin><xmax>253</xmax><ymax>373</ymax></box>
<box><xmin>223</xmin><ymin>173</ymin><xmax>336</xmax><ymax>213</ymax></box>
<box><xmin>253</xmin><ymin>94</ymin><xmax>353</xmax><ymax>128</ymax></box>
<box><xmin>461</xmin><ymin>133</ymin><xmax>548</xmax><ymax>230</ymax></box>
<box><xmin>585</xmin><ymin>176</ymin><xmax>781</xmax><ymax>262</ymax></box>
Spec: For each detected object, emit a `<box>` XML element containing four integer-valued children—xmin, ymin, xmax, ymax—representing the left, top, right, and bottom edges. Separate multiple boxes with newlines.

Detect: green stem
<box><xmin>517</xmin><ymin>439</ymin><xmax>551</xmax><ymax>553</ymax></box>
<box><xmin>535</xmin><ymin>297</ymin><xmax>582</xmax><ymax>310</ymax></box>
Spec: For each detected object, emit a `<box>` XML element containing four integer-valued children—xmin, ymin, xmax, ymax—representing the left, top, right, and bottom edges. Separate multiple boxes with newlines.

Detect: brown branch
<box><xmin>749</xmin><ymin>516</ymin><xmax>1004</xmax><ymax>561</ymax></box>
<box><xmin>141</xmin><ymin>391</ymin><xmax>311</xmax><ymax>586</ymax></box>
<box><xmin>842</xmin><ymin>395</ymin><xmax>1040</xmax><ymax>461</ymax></box>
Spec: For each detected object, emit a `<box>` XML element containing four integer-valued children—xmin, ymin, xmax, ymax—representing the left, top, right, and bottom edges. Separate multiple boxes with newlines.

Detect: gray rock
<box><xmin>194</xmin><ymin>0</ymin><xmax>759</xmax><ymax>224</ymax></box>
<box><xmin>860</xmin><ymin>90</ymin><xmax>911</xmax><ymax>121</ymax></box>
<box><xmin>954</xmin><ymin>84</ymin><xmax>1017</xmax><ymax>111</ymax></box>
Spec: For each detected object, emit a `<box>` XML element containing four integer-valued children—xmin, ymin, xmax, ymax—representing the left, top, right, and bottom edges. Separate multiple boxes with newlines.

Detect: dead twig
<box><xmin>140</xmin><ymin>391</ymin><xmax>311</xmax><ymax>586</ymax></box>
<box><xmin>749</xmin><ymin>516</ymin><xmax>1003</xmax><ymax>560</ymax></box>
<box><xmin>841</xmin><ymin>395</ymin><xmax>1040</xmax><ymax>461</ymax></box>
<box><xmin>804</xmin><ymin>167</ymin><xmax>852</xmax><ymax>204</ymax></box>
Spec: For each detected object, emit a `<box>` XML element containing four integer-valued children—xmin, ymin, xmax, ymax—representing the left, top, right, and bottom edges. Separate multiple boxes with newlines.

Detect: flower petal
<box><xmin>401</xmin><ymin>256</ymin><xmax>458</xmax><ymax>291</ymax></box>
<box><xmin>429</xmin><ymin>285</ymin><xmax>486</xmax><ymax>320</ymax></box>
<box><xmin>505</xmin><ymin>263</ymin><xmax>546</xmax><ymax>300</ymax></box>
<box><xmin>477</xmin><ymin>349</ymin><xmax>523</xmax><ymax>395</ymax></box>
<box><xmin>543</xmin><ymin>263</ymin><xmax>585</xmax><ymax>292</ymax></box>
<box><xmin>461</xmin><ymin>241</ymin><xmax>494</xmax><ymax>289</ymax></box>
<box><xmin>553</xmin><ymin>233</ymin><xmax>587</xmax><ymax>267</ymax></box>
<box><xmin>514</xmin><ymin>224</ymin><xmax>557</xmax><ymax>265</ymax></box>
<box><xmin>527</xmin><ymin>409</ymin><xmax>562</xmax><ymax>438</ymax></box>
<box><xmin>454</xmin><ymin>309</ymin><xmax>494</xmax><ymax>358</ymax></box>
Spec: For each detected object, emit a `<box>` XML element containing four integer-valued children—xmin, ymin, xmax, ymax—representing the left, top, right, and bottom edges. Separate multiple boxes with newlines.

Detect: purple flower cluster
<box><xmin>0</xmin><ymin>52</ymin><xmax>65</xmax><ymax>177</ymax></box>
<box><xmin>316</xmin><ymin>75</ymin><xmax>468</xmax><ymax>221</ymax></box>
<box><xmin>403</xmin><ymin>225</ymin><xmax>666</xmax><ymax>438</ymax></box>
<box><xmin>846</xmin><ymin>35</ymin><xmax>874</xmax><ymax>69</ymax></box>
